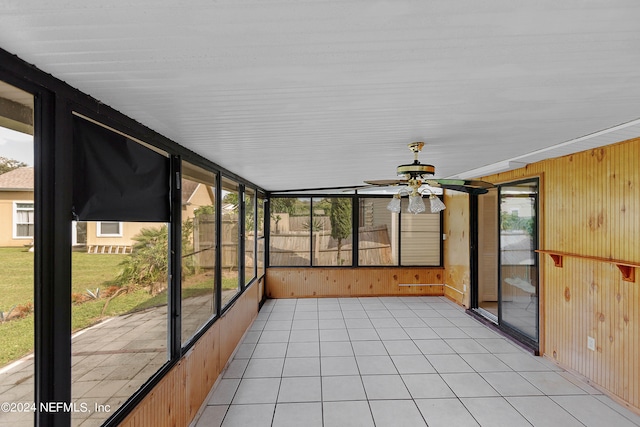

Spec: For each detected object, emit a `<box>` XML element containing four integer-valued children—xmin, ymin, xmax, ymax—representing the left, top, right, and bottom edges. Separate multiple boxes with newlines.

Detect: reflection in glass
<box><xmin>221</xmin><ymin>177</ymin><xmax>240</xmax><ymax>306</ymax></box>
<box><xmin>181</xmin><ymin>162</ymin><xmax>216</xmax><ymax>344</ymax></box>
<box><xmin>269</xmin><ymin>197</ymin><xmax>311</xmax><ymax>266</ymax></box>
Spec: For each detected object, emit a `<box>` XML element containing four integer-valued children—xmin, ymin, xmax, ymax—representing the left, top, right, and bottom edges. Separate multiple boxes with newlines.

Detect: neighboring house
<box><xmin>182</xmin><ymin>180</ymin><xmax>215</xmax><ymax>221</ymax></box>
<box><xmin>0</xmin><ymin>166</ymin><xmax>34</xmax><ymax>247</ymax></box>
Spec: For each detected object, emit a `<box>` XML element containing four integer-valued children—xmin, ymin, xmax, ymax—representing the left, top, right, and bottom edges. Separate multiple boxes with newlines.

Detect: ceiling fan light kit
<box><xmin>387</xmin><ymin>142</ymin><xmax>443</xmax><ymax>214</ymax></box>
<box><xmin>365</xmin><ymin>142</ymin><xmax>495</xmax><ymax>212</ymax></box>
<box><xmin>428</xmin><ymin>192</ymin><xmax>447</xmax><ymax>213</ymax></box>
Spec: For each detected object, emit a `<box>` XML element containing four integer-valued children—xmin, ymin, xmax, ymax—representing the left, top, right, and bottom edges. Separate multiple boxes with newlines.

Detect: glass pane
<box><xmin>0</xmin><ymin>80</ymin><xmax>34</xmax><ymax>427</ymax></box>
<box><xmin>99</xmin><ymin>222</ymin><xmax>121</xmax><ymax>236</ymax></box>
<box><xmin>70</xmin><ymin>128</ymin><xmax>171</xmax><ymax>425</ymax></box>
<box><xmin>72</xmin><ymin>221</ymin><xmax>169</xmax><ymax>426</ymax></box>
<box><xmin>244</xmin><ymin>188</ymin><xmax>255</xmax><ymax>285</ymax></box>
<box><xmin>257</xmin><ymin>195</ymin><xmax>265</xmax><ymax>238</ymax></box>
<box><xmin>16</xmin><ymin>223</ymin><xmax>33</xmax><ymax>237</ymax></box>
<box><xmin>221</xmin><ymin>177</ymin><xmax>240</xmax><ymax>307</ymax></box>
<box><xmin>269</xmin><ymin>197</ymin><xmax>311</xmax><ymax>266</ymax></box>
<box><xmin>181</xmin><ymin>162</ymin><xmax>216</xmax><ymax>344</ymax></box>
<box><xmin>313</xmin><ymin>197</ymin><xmax>352</xmax><ymax>266</ymax></box>
<box><xmin>500</xmin><ymin>181</ymin><xmax>538</xmax><ymax>340</ymax></box>
<box><xmin>257</xmin><ymin>196</ymin><xmax>265</xmax><ymax>278</ymax></box>
<box><xmin>358</xmin><ymin>198</ymin><xmax>397</xmax><ymax>265</ymax></box>
<box><xmin>400</xmin><ymin>200</ymin><xmax>441</xmax><ymax>266</ymax></box>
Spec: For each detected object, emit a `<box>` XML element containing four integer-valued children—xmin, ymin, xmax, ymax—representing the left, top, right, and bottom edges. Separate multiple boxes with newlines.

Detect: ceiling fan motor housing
<box><xmin>397</xmin><ymin>161</ymin><xmax>436</xmax><ymax>178</ymax></box>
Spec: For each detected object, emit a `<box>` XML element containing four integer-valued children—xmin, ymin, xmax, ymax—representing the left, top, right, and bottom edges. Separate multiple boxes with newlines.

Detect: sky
<box><xmin>0</xmin><ymin>126</ymin><xmax>33</xmax><ymax>166</ymax></box>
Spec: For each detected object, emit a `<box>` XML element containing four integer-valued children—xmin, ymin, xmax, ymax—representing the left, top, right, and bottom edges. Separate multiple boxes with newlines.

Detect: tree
<box><xmin>329</xmin><ymin>198</ymin><xmax>352</xmax><ymax>265</ymax></box>
<box><xmin>0</xmin><ymin>156</ymin><xmax>27</xmax><ymax>175</ymax></box>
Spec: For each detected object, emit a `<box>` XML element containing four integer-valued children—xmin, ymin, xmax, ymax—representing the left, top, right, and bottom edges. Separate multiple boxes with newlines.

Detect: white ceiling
<box><xmin>1</xmin><ymin>0</ymin><xmax>640</xmax><ymax>191</ymax></box>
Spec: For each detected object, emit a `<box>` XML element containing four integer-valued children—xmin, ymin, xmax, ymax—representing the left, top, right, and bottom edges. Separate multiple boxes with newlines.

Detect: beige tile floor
<box><xmin>194</xmin><ymin>296</ymin><xmax>640</xmax><ymax>427</ymax></box>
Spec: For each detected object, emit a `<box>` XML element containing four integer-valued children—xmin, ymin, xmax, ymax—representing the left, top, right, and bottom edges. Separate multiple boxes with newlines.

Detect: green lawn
<box><xmin>0</xmin><ymin>247</ymin><xmax>126</xmax><ymax>310</ymax></box>
<box><xmin>1</xmin><ymin>247</ymin><xmax>36</xmax><ymax>309</ymax></box>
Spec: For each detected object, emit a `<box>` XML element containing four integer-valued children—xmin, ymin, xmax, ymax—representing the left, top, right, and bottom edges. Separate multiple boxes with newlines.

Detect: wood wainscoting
<box><xmin>265</xmin><ymin>267</ymin><xmax>445</xmax><ymax>299</ymax></box>
<box><xmin>119</xmin><ymin>281</ymin><xmax>260</xmax><ymax>427</ymax></box>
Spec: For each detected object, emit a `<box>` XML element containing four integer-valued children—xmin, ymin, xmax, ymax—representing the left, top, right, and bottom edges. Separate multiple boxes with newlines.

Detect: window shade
<box><xmin>72</xmin><ymin>117</ymin><xmax>169</xmax><ymax>222</ymax></box>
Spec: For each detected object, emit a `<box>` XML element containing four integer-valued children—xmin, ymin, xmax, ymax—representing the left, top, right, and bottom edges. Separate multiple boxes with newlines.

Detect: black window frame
<box><xmin>267</xmin><ymin>193</ymin><xmax>444</xmax><ymax>268</ymax></box>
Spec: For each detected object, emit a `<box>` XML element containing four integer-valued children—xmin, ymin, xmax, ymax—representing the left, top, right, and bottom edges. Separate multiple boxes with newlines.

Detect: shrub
<box><xmin>115</xmin><ymin>226</ymin><xmax>169</xmax><ymax>291</ymax></box>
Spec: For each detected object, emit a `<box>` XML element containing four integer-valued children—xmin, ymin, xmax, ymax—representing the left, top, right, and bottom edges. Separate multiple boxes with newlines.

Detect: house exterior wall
<box><xmin>0</xmin><ymin>190</ymin><xmax>34</xmax><ymax>246</ymax></box>
<box><xmin>444</xmin><ymin>136</ymin><xmax>640</xmax><ymax>411</ymax></box>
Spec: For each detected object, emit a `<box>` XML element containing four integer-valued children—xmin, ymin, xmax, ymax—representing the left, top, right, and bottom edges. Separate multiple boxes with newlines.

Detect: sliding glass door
<box><xmin>474</xmin><ymin>178</ymin><xmax>539</xmax><ymax>347</ymax></box>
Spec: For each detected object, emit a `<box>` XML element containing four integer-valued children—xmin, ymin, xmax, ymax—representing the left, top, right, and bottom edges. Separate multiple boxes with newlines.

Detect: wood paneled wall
<box><xmin>119</xmin><ymin>282</ymin><xmax>259</xmax><ymax>427</ymax></box>
<box><xmin>443</xmin><ymin>190</ymin><xmax>471</xmax><ymax>307</ymax></box>
<box><xmin>266</xmin><ymin>267</ymin><xmax>445</xmax><ymax>299</ymax></box>
<box><xmin>480</xmin><ymin>136</ymin><xmax>640</xmax><ymax>411</ymax></box>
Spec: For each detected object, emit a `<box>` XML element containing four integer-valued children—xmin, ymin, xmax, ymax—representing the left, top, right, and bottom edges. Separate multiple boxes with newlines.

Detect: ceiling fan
<box><xmin>364</xmin><ymin>142</ymin><xmax>495</xmax><ymax>214</ymax></box>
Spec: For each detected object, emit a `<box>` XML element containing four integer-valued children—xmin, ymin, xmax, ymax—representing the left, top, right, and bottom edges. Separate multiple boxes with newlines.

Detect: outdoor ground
<box><xmin>0</xmin><ymin>247</ymin><xmax>234</xmax><ymax>368</ymax></box>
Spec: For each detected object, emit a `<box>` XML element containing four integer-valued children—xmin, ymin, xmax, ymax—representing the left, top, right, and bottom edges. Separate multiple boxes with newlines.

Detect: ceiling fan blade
<box><xmin>428</xmin><ymin>178</ymin><xmax>494</xmax><ymax>195</ymax></box>
<box><xmin>270</xmin><ymin>184</ymin><xmax>372</xmax><ymax>193</ymax></box>
<box><xmin>363</xmin><ymin>179</ymin><xmax>408</xmax><ymax>186</ymax></box>
<box><xmin>435</xmin><ymin>179</ymin><xmax>495</xmax><ymax>189</ymax></box>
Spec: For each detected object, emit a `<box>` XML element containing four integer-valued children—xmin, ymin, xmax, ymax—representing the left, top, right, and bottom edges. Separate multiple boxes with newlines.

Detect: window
<box><xmin>181</xmin><ymin>161</ymin><xmax>217</xmax><ymax>345</ymax></box>
<box><xmin>71</xmin><ymin>119</ymin><xmax>171</xmax><ymax>426</ymax></box>
<box><xmin>313</xmin><ymin>197</ymin><xmax>353</xmax><ymax>266</ymax></box>
<box><xmin>269</xmin><ymin>197</ymin><xmax>311</xmax><ymax>266</ymax></box>
<box><xmin>96</xmin><ymin>221</ymin><xmax>122</xmax><ymax>237</ymax></box>
<box><xmin>257</xmin><ymin>195</ymin><xmax>266</xmax><ymax>278</ymax></box>
<box><xmin>221</xmin><ymin>177</ymin><xmax>240</xmax><ymax>307</ymax></box>
<box><xmin>270</xmin><ymin>195</ymin><xmax>443</xmax><ymax>267</ymax></box>
<box><xmin>400</xmin><ymin>198</ymin><xmax>441</xmax><ymax>265</ymax></box>
<box><xmin>359</xmin><ymin>198</ymin><xmax>396</xmax><ymax>265</ymax></box>
<box><xmin>244</xmin><ymin>187</ymin><xmax>256</xmax><ymax>285</ymax></box>
<box><xmin>1</xmin><ymin>80</ymin><xmax>35</xmax><ymax>426</ymax></box>
<box><xmin>14</xmin><ymin>201</ymin><xmax>34</xmax><ymax>238</ymax></box>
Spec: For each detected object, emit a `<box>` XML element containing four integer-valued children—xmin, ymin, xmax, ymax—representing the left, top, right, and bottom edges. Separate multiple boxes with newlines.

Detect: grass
<box><xmin>0</xmin><ymin>248</ymin><xmax>126</xmax><ymax>310</ymax></box>
<box><xmin>0</xmin><ymin>247</ymin><xmax>240</xmax><ymax>367</ymax></box>
<box><xmin>1</xmin><ymin>247</ymin><xmax>35</xmax><ymax>309</ymax></box>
